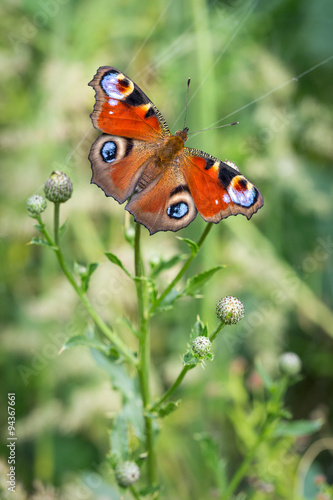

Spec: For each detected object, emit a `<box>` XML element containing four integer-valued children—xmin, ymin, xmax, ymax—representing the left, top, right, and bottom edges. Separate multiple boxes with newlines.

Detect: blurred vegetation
<box><xmin>1</xmin><ymin>0</ymin><xmax>333</xmax><ymax>498</ymax></box>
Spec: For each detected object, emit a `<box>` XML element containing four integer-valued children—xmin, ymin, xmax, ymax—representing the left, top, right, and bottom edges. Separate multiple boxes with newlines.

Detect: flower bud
<box><xmin>216</xmin><ymin>296</ymin><xmax>244</xmax><ymax>324</ymax></box>
<box><xmin>44</xmin><ymin>171</ymin><xmax>73</xmax><ymax>203</ymax></box>
<box><xmin>279</xmin><ymin>352</ymin><xmax>302</xmax><ymax>376</ymax></box>
<box><xmin>114</xmin><ymin>461</ymin><xmax>140</xmax><ymax>488</ymax></box>
<box><xmin>26</xmin><ymin>195</ymin><xmax>47</xmax><ymax>215</ymax></box>
<box><xmin>192</xmin><ymin>336</ymin><xmax>212</xmax><ymax>356</ymax></box>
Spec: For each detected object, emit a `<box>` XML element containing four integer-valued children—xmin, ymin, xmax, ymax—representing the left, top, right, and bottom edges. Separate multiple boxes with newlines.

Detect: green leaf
<box><xmin>139</xmin><ymin>485</ymin><xmax>161</xmax><ymax>497</ymax></box>
<box><xmin>185</xmin><ymin>266</ymin><xmax>224</xmax><ymax>296</ymax></box>
<box><xmin>195</xmin><ymin>433</ymin><xmax>228</xmax><ymax>495</ymax></box>
<box><xmin>273</xmin><ymin>419</ymin><xmax>323</xmax><ymax>437</ymax></box>
<box><xmin>105</xmin><ymin>252</ymin><xmax>133</xmax><ymax>279</ymax></box>
<box><xmin>154</xmin><ymin>288</ymin><xmax>180</xmax><ymax>313</ymax></box>
<box><xmin>177</xmin><ymin>236</ymin><xmax>198</xmax><ymax>254</ymax></box>
<box><xmin>157</xmin><ymin>400</ymin><xmax>181</xmax><ymax>418</ymax></box>
<box><xmin>91</xmin><ymin>350</ymin><xmax>138</xmax><ymax>400</ymax></box>
<box><xmin>60</xmin><ymin>335</ymin><xmax>110</xmax><ymax>354</ymax></box>
<box><xmin>122</xmin><ymin>397</ymin><xmax>145</xmax><ymax>441</ymax></box>
<box><xmin>191</xmin><ymin>317</ymin><xmax>208</xmax><ymax>338</ymax></box>
<box><xmin>150</xmin><ymin>254</ymin><xmax>184</xmax><ymax>278</ymax></box>
<box><xmin>28</xmin><ymin>237</ymin><xmax>53</xmax><ymax>248</ymax></box>
<box><xmin>110</xmin><ymin>413</ymin><xmax>129</xmax><ymax>461</ymax></box>
<box><xmin>75</xmin><ymin>262</ymin><xmax>99</xmax><ymax>292</ymax></box>
<box><xmin>183</xmin><ymin>352</ymin><xmax>201</xmax><ymax>366</ymax></box>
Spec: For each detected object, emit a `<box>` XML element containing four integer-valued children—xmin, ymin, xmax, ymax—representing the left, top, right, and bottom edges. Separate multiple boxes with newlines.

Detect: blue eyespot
<box><xmin>101</xmin><ymin>141</ymin><xmax>117</xmax><ymax>163</ymax></box>
<box><xmin>167</xmin><ymin>202</ymin><xmax>189</xmax><ymax>219</ymax></box>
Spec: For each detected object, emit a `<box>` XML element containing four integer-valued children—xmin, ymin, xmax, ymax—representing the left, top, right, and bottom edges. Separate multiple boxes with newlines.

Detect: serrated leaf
<box><xmin>185</xmin><ymin>266</ymin><xmax>224</xmax><ymax>296</ymax></box>
<box><xmin>150</xmin><ymin>254</ymin><xmax>183</xmax><ymax>278</ymax></box>
<box><xmin>157</xmin><ymin>400</ymin><xmax>181</xmax><ymax>418</ymax></box>
<box><xmin>28</xmin><ymin>237</ymin><xmax>52</xmax><ymax>248</ymax></box>
<box><xmin>122</xmin><ymin>397</ymin><xmax>145</xmax><ymax>441</ymax></box>
<box><xmin>273</xmin><ymin>419</ymin><xmax>323</xmax><ymax>437</ymax></box>
<box><xmin>105</xmin><ymin>252</ymin><xmax>133</xmax><ymax>279</ymax></box>
<box><xmin>91</xmin><ymin>350</ymin><xmax>138</xmax><ymax>400</ymax></box>
<box><xmin>110</xmin><ymin>413</ymin><xmax>129</xmax><ymax>461</ymax></box>
<box><xmin>177</xmin><ymin>236</ymin><xmax>199</xmax><ymax>254</ymax></box>
<box><xmin>154</xmin><ymin>288</ymin><xmax>180</xmax><ymax>313</ymax></box>
<box><xmin>183</xmin><ymin>352</ymin><xmax>200</xmax><ymax>366</ymax></box>
<box><xmin>60</xmin><ymin>335</ymin><xmax>110</xmax><ymax>354</ymax></box>
<box><xmin>195</xmin><ymin>433</ymin><xmax>228</xmax><ymax>495</ymax></box>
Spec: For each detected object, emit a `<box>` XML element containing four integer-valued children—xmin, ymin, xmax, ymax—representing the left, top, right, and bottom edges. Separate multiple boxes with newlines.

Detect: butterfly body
<box><xmin>89</xmin><ymin>67</ymin><xmax>263</xmax><ymax>234</ymax></box>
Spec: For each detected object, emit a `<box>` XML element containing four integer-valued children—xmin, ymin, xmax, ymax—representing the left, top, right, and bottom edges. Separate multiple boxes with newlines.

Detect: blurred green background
<box><xmin>1</xmin><ymin>0</ymin><xmax>333</xmax><ymax>498</ymax></box>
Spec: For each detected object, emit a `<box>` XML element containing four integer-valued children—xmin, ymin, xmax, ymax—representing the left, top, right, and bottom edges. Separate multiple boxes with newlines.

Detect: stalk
<box><xmin>134</xmin><ymin>223</ymin><xmax>156</xmax><ymax>486</ymax></box>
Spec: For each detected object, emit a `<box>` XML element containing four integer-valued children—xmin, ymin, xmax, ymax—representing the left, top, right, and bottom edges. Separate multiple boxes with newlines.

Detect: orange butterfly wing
<box><xmin>88</xmin><ymin>67</ymin><xmax>170</xmax><ymax>204</ymax></box>
<box><xmin>182</xmin><ymin>149</ymin><xmax>263</xmax><ymax>222</ymax></box>
<box><xmin>88</xmin><ymin>66</ymin><xmax>263</xmax><ymax>233</ymax></box>
<box><xmin>89</xmin><ymin>67</ymin><xmax>169</xmax><ymax>141</ymax></box>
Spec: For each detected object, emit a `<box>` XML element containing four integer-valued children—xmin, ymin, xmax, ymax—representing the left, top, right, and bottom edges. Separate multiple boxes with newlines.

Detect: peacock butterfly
<box><xmin>88</xmin><ymin>67</ymin><xmax>263</xmax><ymax>234</ymax></box>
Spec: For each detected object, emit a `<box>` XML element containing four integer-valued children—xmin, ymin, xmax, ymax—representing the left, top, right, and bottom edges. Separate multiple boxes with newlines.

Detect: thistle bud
<box><xmin>26</xmin><ymin>195</ymin><xmax>47</xmax><ymax>216</ymax></box>
<box><xmin>279</xmin><ymin>352</ymin><xmax>302</xmax><ymax>376</ymax></box>
<box><xmin>192</xmin><ymin>336</ymin><xmax>212</xmax><ymax>356</ymax></box>
<box><xmin>44</xmin><ymin>171</ymin><xmax>73</xmax><ymax>203</ymax></box>
<box><xmin>114</xmin><ymin>461</ymin><xmax>140</xmax><ymax>488</ymax></box>
<box><xmin>216</xmin><ymin>296</ymin><xmax>244</xmax><ymax>324</ymax></box>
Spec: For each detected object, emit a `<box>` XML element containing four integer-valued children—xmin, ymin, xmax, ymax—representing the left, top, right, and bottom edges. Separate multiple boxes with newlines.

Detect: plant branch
<box><xmin>134</xmin><ymin>223</ymin><xmax>156</xmax><ymax>486</ymax></box>
<box><xmin>151</xmin><ymin>365</ymin><xmax>195</xmax><ymax>412</ymax></box>
<box><xmin>37</xmin><ymin>210</ymin><xmax>137</xmax><ymax>366</ymax></box>
<box><xmin>150</xmin><ymin>223</ymin><xmax>213</xmax><ymax>314</ymax></box>
<box><xmin>220</xmin><ymin>416</ymin><xmax>274</xmax><ymax>500</ymax></box>
<box><xmin>151</xmin><ymin>321</ymin><xmax>225</xmax><ymax>412</ymax></box>
<box><xmin>209</xmin><ymin>322</ymin><xmax>225</xmax><ymax>341</ymax></box>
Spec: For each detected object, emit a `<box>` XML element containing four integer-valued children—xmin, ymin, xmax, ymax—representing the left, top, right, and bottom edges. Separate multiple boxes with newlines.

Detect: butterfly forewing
<box><xmin>88</xmin><ymin>66</ymin><xmax>263</xmax><ymax>233</ymax></box>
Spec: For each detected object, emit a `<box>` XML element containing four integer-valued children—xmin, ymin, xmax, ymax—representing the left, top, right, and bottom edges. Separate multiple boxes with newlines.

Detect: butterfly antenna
<box><xmin>188</xmin><ymin>121</ymin><xmax>239</xmax><ymax>136</ymax></box>
<box><xmin>183</xmin><ymin>77</ymin><xmax>191</xmax><ymax>130</ymax></box>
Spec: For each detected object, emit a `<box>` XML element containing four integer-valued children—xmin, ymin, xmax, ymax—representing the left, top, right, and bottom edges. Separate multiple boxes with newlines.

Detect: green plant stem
<box><xmin>220</xmin><ymin>415</ymin><xmax>274</xmax><ymax>500</ymax></box>
<box><xmin>54</xmin><ymin>202</ymin><xmax>60</xmax><ymax>247</ymax></box>
<box><xmin>209</xmin><ymin>322</ymin><xmax>225</xmax><ymax>341</ymax></box>
<box><xmin>37</xmin><ymin>212</ymin><xmax>137</xmax><ymax>366</ymax></box>
<box><xmin>130</xmin><ymin>486</ymin><xmax>141</xmax><ymax>500</ymax></box>
<box><xmin>151</xmin><ymin>322</ymin><xmax>225</xmax><ymax>412</ymax></box>
<box><xmin>151</xmin><ymin>365</ymin><xmax>195</xmax><ymax>412</ymax></box>
<box><xmin>150</xmin><ymin>223</ymin><xmax>213</xmax><ymax>314</ymax></box>
<box><xmin>134</xmin><ymin>223</ymin><xmax>156</xmax><ymax>486</ymax></box>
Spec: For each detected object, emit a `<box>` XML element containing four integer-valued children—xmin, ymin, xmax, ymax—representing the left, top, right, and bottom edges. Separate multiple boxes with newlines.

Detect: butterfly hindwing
<box><xmin>88</xmin><ymin>67</ymin><xmax>263</xmax><ymax>233</ymax></box>
<box><xmin>89</xmin><ymin>67</ymin><xmax>170</xmax><ymax>141</ymax></box>
<box><xmin>126</xmin><ymin>169</ymin><xmax>197</xmax><ymax>235</ymax></box>
<box><xmin>182</xmin><ymin>148</ymin><xmax>263</xmax><ymax>222</ymax></box>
